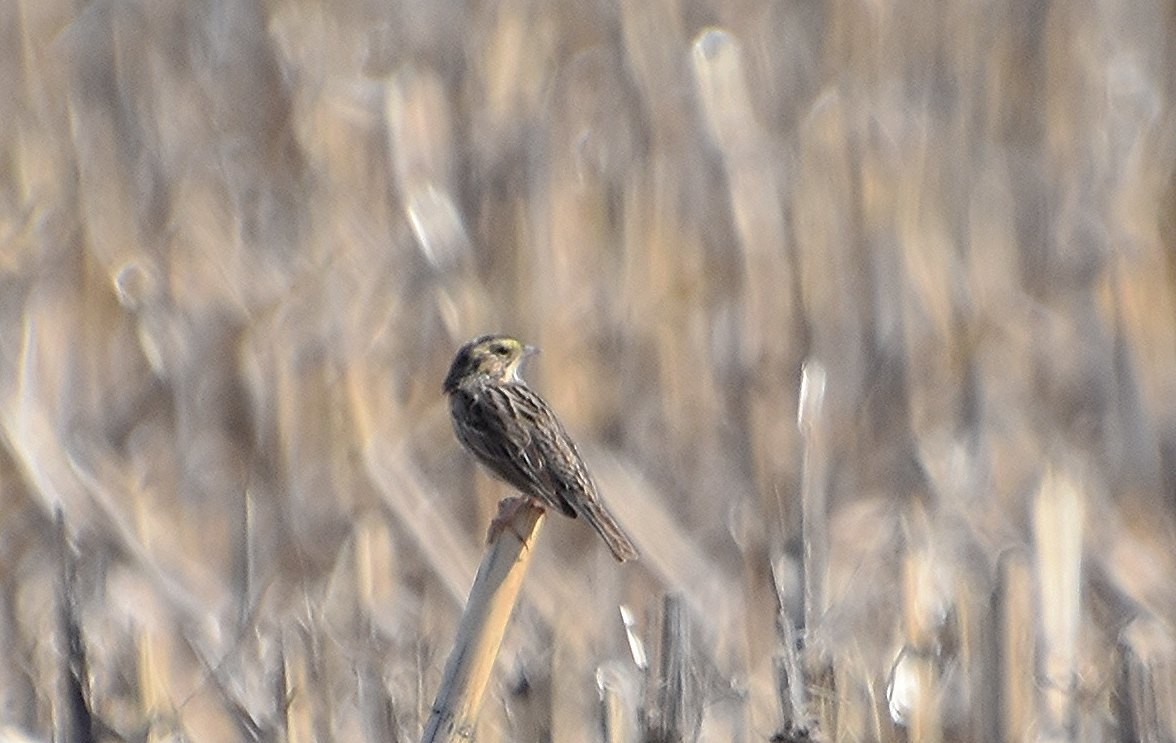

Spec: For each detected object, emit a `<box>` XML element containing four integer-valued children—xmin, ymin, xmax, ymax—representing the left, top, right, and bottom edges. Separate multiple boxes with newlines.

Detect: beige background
<box><xmin>1</xmin><ymin>0</ymin><xmax>1174</xmax><ymax>740</ymax></box>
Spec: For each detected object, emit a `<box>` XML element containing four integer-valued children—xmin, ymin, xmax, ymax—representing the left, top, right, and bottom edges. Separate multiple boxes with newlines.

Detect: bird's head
<box><xmin>443</xmin><ymin>335</ymin><xmax>537</xmax><ymax>392</ymax></box>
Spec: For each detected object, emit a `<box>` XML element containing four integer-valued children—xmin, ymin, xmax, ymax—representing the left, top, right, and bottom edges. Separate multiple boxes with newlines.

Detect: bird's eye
<box><xmin>491</xmin><ymin>344</ymin><xmax>510</xmax><ymax>357</ymax></box>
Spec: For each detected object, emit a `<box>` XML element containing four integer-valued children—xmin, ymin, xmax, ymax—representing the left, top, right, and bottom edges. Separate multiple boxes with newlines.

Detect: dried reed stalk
<box><xmin>53</xmin><ymin>513</ymin><xmax>95</xmax><ymax>743</ymax></box>
<box><xmin>771</xmin><ymin>554</ymin><xmax>812</xmax><ymax>741</ymax></box>
<box><xmin>798</xmin><ymin>361</ymin><xmax>834</xmax><ymax>736</ymax></box>
<box><xmin>421</xmin><ymin>501</ymin><xmax>545</xmax><ymax>742</ymax></box>
<box><xmin>901</xmin><ymin>551</ymin><xmax>942</xmax><ymax>743</ymax></box>
<box><xmin>1033</xmin><ymin>463</ymin><xmax>1086</xmax><ymax>740</ymax></box>
<box><xmin>798</xmin><ymin>361</ymin><xmax>829</xmax><ymax>639</ymax></box>
<box><xmin>1114</xmin><ymin>619</ymin><xmax>1176</xmax><ymax>743</ymax></box>
<box><xmin>597</xmin><ymin>663</ymin><xmax>639</xmax><ymax>743</ymax></box>
<box><xmin>645</xmin><ymin>593</ymin><xmax>701</xmax><ymax>743</ymax></box>
<box><xmin>995</xmin><ymin>549</ymin><xmax>1034</xmax><ymax>743</ymax></box>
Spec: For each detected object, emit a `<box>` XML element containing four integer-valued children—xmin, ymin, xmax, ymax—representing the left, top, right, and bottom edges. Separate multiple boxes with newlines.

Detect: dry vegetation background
<box><xmin>1</xmin><ymin>0</ymin><xmax>1175</xmax><ymax>741</ymax></box>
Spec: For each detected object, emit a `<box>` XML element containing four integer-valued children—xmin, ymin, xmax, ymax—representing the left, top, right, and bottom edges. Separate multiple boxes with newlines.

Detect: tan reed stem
<box><xmin>421</xmin><ymin>501</ymin><xmax>545</xmax><ymax>742</ymax></box>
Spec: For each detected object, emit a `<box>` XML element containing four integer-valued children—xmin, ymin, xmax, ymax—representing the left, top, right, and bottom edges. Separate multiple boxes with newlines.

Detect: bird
<box><xmin>443</xmin><ymin>334</ymin><xmax>639</xmax><ymax>562</ymax></box>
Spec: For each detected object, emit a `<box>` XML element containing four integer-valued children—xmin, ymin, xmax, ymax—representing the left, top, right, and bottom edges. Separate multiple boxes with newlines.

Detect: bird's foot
<box><xmin>486</xmin><ymin>496</ymin><xmax>541</xmax><ymax>545</ymax></box>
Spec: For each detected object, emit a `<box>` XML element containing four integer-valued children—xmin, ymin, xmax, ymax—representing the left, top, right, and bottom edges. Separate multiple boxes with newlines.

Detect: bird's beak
<box><xmin>522</xmin><ymin>345</ymin><xmax>539</xmax><ymax>358</ymax></box>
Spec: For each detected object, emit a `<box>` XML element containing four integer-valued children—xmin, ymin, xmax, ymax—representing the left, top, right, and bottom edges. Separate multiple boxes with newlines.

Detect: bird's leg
<box><xmin>486</xmin><ymin>496</ymin><xmax>542</xmax><ymax>545</ymax></box>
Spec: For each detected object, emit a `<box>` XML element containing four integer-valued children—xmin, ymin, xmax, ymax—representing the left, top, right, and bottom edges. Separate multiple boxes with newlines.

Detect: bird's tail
<box><xmin>578</xmin><ymin>499</ymin><xmax>639</xmax><ymax>562</ymax></box>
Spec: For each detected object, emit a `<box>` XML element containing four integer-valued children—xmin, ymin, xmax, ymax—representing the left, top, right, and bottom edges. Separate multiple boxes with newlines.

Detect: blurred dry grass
<box><xmin>1</xmin><ymin>0</ymin><xmax>1175</xmax><ymax>741</ymax></box>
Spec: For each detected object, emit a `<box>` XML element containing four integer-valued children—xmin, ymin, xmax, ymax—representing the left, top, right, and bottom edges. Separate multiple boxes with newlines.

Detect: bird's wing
<box><xmin>497</xmin><ymin>384</ymin><xmax>600</xmax><ymax>512</ymax></box>
<box><xmin>456</xmin><ymin>385</ymin><xmax>578</xmax><ymax>517</ymax></box>
<box><xmin>506</xmin><ymin>387</ymin><xmax>640</xmax><ymax>562</ymax></box>
<box><xmin>459</xmin><ymin>383</ymin><xmax>639</xmax><ymax>561</ymax></box>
